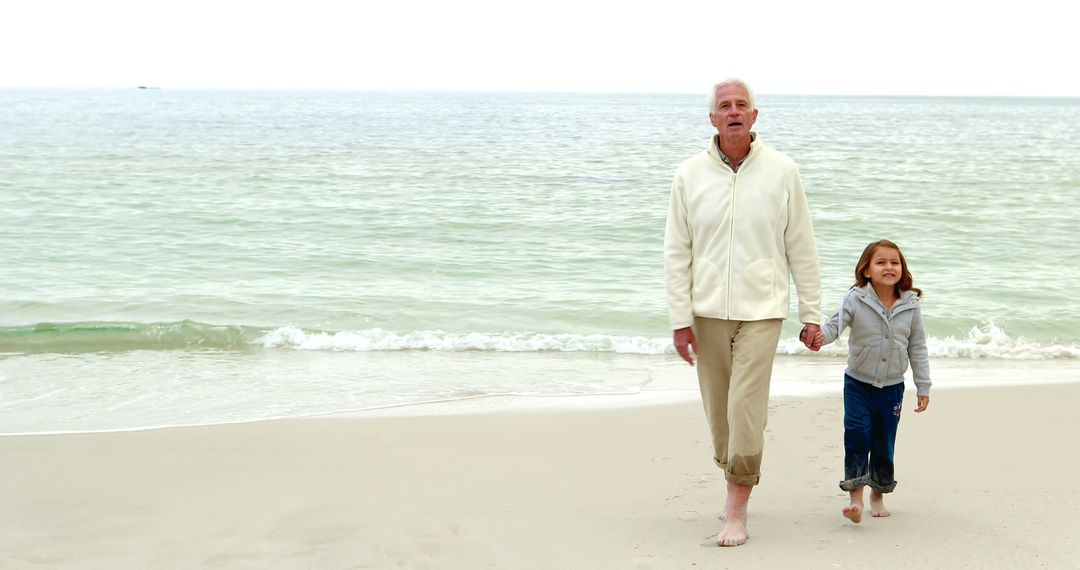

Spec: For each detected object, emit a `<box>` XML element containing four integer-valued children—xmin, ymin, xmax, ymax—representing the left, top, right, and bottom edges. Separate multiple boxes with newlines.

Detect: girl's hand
<box><xmin>915</xmin><ymin>396</ymin><xmax>930</xmax><ymax>413</ymax></box>
<box><xmin>799</xmin><ymin>325</ymin><xmax>824</xmax><ymax>351</ymax></box>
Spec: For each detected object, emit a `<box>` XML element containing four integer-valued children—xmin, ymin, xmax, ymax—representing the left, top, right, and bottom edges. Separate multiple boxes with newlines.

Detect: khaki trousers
<box><xmin>694</xmin><ymin>317</ymin><xmax>784</xmax><ymax>486</ymax></box>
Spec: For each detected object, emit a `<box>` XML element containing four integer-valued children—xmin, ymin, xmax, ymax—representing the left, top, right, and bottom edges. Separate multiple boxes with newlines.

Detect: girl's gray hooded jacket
<box><xmin>820</xmin><ymin>285</ymin><xmax>931</xmax><ymax>397</ymax></box>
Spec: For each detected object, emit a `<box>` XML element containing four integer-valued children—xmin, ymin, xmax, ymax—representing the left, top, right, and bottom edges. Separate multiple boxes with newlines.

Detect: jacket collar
<box><xmin>707</xmin><ymin>132</ymin><xmax>759</xmax><ymax>170</ymax></box>
<box><xmin>855</xmin><ymin>285</ymin><xmax>919</xmax><ymax>313</ymax></box>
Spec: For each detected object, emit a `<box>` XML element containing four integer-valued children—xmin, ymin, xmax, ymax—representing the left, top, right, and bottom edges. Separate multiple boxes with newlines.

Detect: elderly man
<box><xmin>664</xmin><ymin>78</ymin><xmax>822</xmax><ymax>546</ymax></box>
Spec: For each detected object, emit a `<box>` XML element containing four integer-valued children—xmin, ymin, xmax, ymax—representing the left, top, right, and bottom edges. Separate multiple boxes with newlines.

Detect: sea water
<box><xmin>2</xmin><ymin>90</ymin><xmax>1078</xmax><ymax>433</ymax></box>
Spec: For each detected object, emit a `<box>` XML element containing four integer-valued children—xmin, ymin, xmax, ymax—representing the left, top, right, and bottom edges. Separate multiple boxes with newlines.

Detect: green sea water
<box><xmin>1</xmin><ymin>90</ymin><xmax>1078</xmax><ymax>433</ymax></box>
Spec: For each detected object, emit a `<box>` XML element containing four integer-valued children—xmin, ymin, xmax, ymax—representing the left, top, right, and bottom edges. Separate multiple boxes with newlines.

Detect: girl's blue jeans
<box><xmin>839</xmin><ymin>374</ymin><xmax>903</xmax><ymax>493</ymax></box>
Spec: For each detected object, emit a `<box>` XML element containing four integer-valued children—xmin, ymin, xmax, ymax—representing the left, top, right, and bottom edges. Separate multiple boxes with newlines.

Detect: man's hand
<box><xmin>800</xmin><ymin>323</ymin><xmax>823</xmax><ymax>351</ymax></box>
<box><xmin>915</xmin><ymin>396</ymin><xmax>930</xmax><ymax>413</ymax></box>
<box><xmin>673</xmin><ymin>327</ymin><xmax>697</xmax><ymax>366</ymax></box>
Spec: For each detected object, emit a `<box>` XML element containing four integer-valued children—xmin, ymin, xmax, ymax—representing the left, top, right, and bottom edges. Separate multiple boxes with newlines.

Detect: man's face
<box><xmin>709</xmin><ymin>84</ymin><xmax>758</xmax><ymax>136</ymax></box>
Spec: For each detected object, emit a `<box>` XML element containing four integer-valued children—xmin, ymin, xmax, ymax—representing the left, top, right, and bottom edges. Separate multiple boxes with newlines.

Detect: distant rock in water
<box><xmin>136</xmin><ymin>86</ymin><xmax>161</xmax><ymax>90</ymax></box>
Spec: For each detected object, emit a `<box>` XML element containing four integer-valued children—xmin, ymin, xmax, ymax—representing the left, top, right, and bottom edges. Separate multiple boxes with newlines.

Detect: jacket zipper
<box><xmin>727</xmin><ymin>170</ymin><xmax>737</xmax><ymax>319</ymax></box>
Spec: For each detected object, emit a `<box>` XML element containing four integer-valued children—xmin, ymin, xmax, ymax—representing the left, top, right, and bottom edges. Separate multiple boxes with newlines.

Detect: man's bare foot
<box><xmin>716</xmin><ymin>517</ymin><xmax>749</xmax><ymax>546</ymax></box>
<box><xmin>719</xmin><ymin>493</ymin><xmax>734</xmax><ymax>521</ymax></box>
<box><xmin>842</xmin><ymin>502</ymin><xmax>863</xmax><ymax>524</ymax></box>
<box><xmin>716</xmin><ymin>481</ymin><xmax>752</xmax><ymax>546</ymax></box>
<box><xmin>870</xmin><ymin>490</ymin><xmax>890</xmax><ymax>517</ymax></box>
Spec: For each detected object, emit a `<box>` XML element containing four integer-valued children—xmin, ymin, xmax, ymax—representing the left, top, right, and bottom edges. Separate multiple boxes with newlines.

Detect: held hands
<box><xmin>679</xmin><ymin>324</ymin><xmax>826</xmax><ymax>361</ymax></box>
<box><xmin>915</xmin><ymin>396</ymin><xmax>930</xmax><ymax>413</ymax></box>
<box><xmin>800</xmin><ymin>323</ymin><xmax>824</xmax><ymax>352</ymax></box>
<box><xmin>673</xmin><ymin>327</ymin><xmax>697</xmax><ymax>366</ymax></box>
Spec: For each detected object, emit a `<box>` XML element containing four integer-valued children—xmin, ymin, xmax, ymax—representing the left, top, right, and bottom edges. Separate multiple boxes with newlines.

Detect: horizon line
<box><xmin>2</xmin><ymin>85</ymin><xmax>1079</xmax><ymax>99</ymax></box>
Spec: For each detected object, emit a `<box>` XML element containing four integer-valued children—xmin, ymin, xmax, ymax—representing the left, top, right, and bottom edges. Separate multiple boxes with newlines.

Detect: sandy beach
<box><xmin>3</xmin><ymin>380</ymin><xmax>1079</xmax><ymax>569</ymax></box>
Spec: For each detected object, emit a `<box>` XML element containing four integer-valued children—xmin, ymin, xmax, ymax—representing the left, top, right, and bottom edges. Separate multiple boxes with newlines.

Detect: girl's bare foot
<box><xmin>842</xmin><ymin>487</ymin><xmax>864</xmax><ymax>524</ymax></box>
<box><xmin>842</xmin><ymin>502</ymin><xmax>863</xmax><ymax>523</ymax></box>
<box><xmin>870</xmin><ymin>490</ymin><xmax>890</xmax><ymax>517</ymax></box>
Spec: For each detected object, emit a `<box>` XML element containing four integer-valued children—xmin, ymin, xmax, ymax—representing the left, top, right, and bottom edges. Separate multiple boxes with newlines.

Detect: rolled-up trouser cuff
<box><xmin>716</xmin><ymin>458</ymin><xmax>761</xmax><ymax>486</ymax></box>
<box><xmin>869</xmin><ymin>478</ymin><xmax>897</xmax><ymax>493</ymax></box>
<box><xmin>839</xmin><ymin>475</ymin><xmax>869</xmax><ymax>492</ymax></box>
<box><xmin>839</xmin><ymin>475</ymin><xmax>897</xmax><ymax>493</ymax></box>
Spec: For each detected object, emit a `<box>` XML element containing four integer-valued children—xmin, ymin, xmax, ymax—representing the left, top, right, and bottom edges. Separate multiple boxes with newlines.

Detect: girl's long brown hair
<box><xmin>853</xmin><ymin>239</ymin><xmax>923</xmax><ymax>298</ymax></box>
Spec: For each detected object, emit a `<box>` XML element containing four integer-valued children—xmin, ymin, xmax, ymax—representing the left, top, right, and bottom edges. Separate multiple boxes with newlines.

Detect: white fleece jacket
<box><xmin>664</xmin><ymin>134</ymin><xmax>822</xmax><ymax>329</ymax></box>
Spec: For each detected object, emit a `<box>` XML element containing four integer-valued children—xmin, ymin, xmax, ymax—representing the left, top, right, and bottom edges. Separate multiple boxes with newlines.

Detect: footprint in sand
<box><xmin>696</xmin><ymin>473</ymin><xmax>720</xmax><ymax>486</ymax></box>
<box><xmin>678</xmin><ymin>510</ymin><xmax>701</xmax><ymax>522</ymax></box>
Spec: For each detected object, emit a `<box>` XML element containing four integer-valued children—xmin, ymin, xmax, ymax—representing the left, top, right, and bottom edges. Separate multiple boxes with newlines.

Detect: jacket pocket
<box><xmin>691</xmin><ymin>258</ymin><xmax>724</xmax><ymax>312</ymax></box>
<box><xmin>851</xmin><ymin>345</ymin><xmax>872</xmax><ymax>371</ymax></box>
<box><xmin>736</xmin><ymin>259</ymin><xmax>776</xmax><ymax>314</ymax></box>
<box><xmin>887</xmin><ymin>347</ymin><xmax>909</xmax><ymax>378</ymax></box>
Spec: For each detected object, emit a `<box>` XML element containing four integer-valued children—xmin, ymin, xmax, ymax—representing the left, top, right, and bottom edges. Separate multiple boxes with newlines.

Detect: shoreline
<box><xmin>8</xmin><ymin>356</ymin><xmax>1080</xmax><ymax>436</ymax></box>
<box><xmin>3</xmin><ymin>383</ymin><xmax>1078</xmax><ymax>568</ymax></box>
<box><xmin>4</xmin><ymin>355</ymin><xmax>1079</xmax><ymax>436</ymax></box>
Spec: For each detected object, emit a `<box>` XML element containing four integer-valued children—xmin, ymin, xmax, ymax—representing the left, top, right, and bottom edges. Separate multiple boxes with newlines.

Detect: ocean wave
<box><xmin>0</xmin><ymin>321</ymin><xmax>262</xmax><ymax>354</ymax></box>
<box><xmin>256</xmin><ymin>326</ymin><xmax>672</xmax><ymax>354</ymax></box>
<box><xmin>777</xmin><ymin>322</ymin><xmax>1079</xmax><ymax>360</ymax></box>
<box><xmin>2</xmin><ymin>321</ymin><xmax>1076</xmax><ymax>360</ymax></box>
<box><xmin>261</xmin><ymin>323</ymin><xmax>1077</xmax><ymax>360</ymax></box>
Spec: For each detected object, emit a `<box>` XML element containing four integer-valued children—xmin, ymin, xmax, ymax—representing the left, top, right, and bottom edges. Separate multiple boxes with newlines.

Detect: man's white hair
<box><xmin>707</xmin><ymin>78</ymin><xmax>756</xmax><ymax>113</ymax></box>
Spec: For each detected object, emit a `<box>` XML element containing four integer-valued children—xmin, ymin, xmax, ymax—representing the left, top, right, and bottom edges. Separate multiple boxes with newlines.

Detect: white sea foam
<box><xmin>260</xmin><ymin>323</ymin><xmax>1078</xmax><ymax>360</ymax></box>
<box><xmin>779</xmin><ymin>322</ymin><xmax>1079</xmax><ymax>360</ymax></box>
<box><xmin>930</xmin><ymin>323</ymin><xmax>1080</xmax><ymax>359</ymax></box>
<box><xmin>257</xmin><ymin>327</ymin><xmax>674</xmax><ymax>354</ymax></box>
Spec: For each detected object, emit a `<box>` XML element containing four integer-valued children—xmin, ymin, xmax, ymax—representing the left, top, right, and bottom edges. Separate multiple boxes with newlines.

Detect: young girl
<box><xmin>804</xmin><ymin>239</ymin><xmax>931</xmax><ymax>523</ymax></box>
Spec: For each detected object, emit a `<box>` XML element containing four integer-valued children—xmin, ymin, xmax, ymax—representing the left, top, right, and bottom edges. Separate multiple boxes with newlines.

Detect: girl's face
<box><xmin>863</xmin><ymin>247</ymin><xmax>903</xmax><ymax>289</ymax></box>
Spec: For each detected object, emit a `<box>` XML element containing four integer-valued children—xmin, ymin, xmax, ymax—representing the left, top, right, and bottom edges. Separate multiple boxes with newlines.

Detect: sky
<box><xmin>2</xmin><ymin>0</ymin><xmax>1077</xmax><ymax>97</ymax></box>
